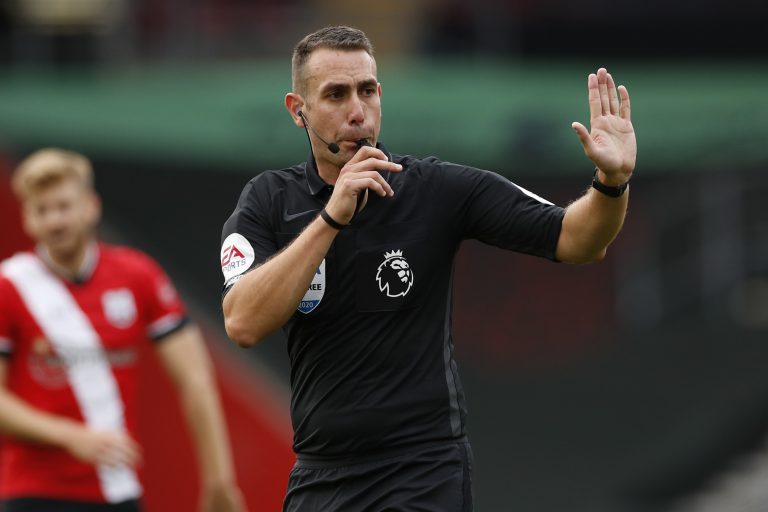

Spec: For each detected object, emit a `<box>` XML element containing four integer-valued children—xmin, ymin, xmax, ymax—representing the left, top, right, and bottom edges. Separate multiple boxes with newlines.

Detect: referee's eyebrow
<box><xmin>320</xmin><ymin>78</ymin><xmax>378</xmax><ymax>96</ymax></box>
<box><xmin>356</xmin><ymin>78</ymin><xmax>378</xmax><ymax>90</ymax></box>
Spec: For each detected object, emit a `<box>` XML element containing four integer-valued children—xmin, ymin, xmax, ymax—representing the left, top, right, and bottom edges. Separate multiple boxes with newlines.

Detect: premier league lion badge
<box><xmin>376</xmin><ymin>250</ymin><xmax>414</xmax><ymax>298</ymax></box>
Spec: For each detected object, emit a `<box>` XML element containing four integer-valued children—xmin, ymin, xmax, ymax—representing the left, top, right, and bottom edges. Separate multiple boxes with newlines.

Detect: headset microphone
<box><xmin>297</xmin><ymin>112</ymin><xmax>371</xmax><ymax>218</ymax></box>
<box><xmin>298</xmin><ymin>111</ymin><xmax>340</xmax><ymax>154</ymax></box>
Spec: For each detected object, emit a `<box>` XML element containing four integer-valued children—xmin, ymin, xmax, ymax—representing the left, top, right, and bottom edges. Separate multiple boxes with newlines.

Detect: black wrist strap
<box><xmin>592</xmin><ymin>169</ymin><xmax>629</xmax><ymax>198</ymax></box>
<box><xmin>320</xmin><ymin>209</ymin><xmax>346</xmax><ymax>230</ymax></box>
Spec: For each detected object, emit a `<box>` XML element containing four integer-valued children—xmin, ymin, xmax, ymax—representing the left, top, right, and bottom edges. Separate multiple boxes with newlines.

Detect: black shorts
<box><xmin>1</xmin><ymin>498</ymin><xmax>141</xmax><ymax>512</ymax></box>
<box><xmin>283</xmin><ymin>439</ymin><xmax>474</xmax><ymax>512</ymax></box>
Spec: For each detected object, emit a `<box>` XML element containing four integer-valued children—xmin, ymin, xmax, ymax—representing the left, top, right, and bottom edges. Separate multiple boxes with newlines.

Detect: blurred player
<box><xmin>221</xmin><ymin>26</ymin><xmax>636</xmax><ymax>511</ymax></box>
<box><xmin>0</xmin><ymin>149</ymin><xmax>246</xmax><ymax>512</ymax></box>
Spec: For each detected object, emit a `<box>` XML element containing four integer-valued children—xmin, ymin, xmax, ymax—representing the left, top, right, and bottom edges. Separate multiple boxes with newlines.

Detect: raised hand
<box><xmin>572</xmin><ymin>68</ymin><xmax>636</xmax><ymax>186</ymax></box>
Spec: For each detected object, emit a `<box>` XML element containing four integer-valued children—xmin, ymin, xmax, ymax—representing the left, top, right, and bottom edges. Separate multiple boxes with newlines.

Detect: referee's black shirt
<box><xmin>221</xmin><ymin>143</ymin><xmax>565</xmax><ymax>460</ymax></box>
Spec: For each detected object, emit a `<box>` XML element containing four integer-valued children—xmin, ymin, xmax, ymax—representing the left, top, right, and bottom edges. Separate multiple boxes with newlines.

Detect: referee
<box><xmin>221</xmin><ymin>26</ymin><xmax>636</xmax><ymax>512</ymax></box>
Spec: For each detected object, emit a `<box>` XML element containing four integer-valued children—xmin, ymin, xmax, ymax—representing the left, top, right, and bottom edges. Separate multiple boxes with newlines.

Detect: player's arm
<box><xmin>0</xmin><ymin>358</ymin><xmax>141</xmax><ymax>467</ymax></box>
<box><xmin>223</xmin><ymin>146</ymin><xmax>401</xmax><ymax>347</ymax></box>
<box><xmin>556</xmin><ymin>68</ymin><xmax>636</xmax><ymax>264</ymax></box>
<box><xmin>154</xmin><ymin>324</ymin><xmax>246</xmax><ymax>512</ymax></box>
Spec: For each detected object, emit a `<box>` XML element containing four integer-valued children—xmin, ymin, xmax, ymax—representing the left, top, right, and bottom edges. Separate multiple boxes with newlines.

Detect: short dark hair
<box><xmin>291</xmin><ymin>26</ymin><xmax>375</xmax><ymax>95</ymax></box>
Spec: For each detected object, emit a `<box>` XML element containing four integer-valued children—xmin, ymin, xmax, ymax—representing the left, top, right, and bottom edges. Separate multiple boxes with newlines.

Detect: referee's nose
<box><xmin>347</xmin><ymin>94</ymin><xmax>366</xmax><ymax>127</ymax></box>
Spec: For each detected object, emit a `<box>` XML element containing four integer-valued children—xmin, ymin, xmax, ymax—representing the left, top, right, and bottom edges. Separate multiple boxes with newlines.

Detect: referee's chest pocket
<box><xmin>354</xmin><ymin>223</ymin><xmax>429</xmax><ymax>313</ymax></box>
<box><xmin>276</xmin><ymin>232</ymin><xmax>337</xmax><ymax>317</ymax></box>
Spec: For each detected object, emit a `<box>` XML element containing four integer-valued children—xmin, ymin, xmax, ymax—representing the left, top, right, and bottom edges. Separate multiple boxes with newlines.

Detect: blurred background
<box><xmin>1</xmin><ymin>0</ymin><xmax>767</xmax><ymax>510</ymax></box>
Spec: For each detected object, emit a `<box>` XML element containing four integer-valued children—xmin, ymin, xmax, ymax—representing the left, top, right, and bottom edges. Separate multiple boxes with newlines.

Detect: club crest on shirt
<box><xmin>298</xmin><ymin>259</ymin><xmax>325</xmax><ymax>314</ymax></box>
<box><xmin>102</xmin><ymin>288</ymin><xmax>137</xmax><ymax>328</ymax></box>
<box><xmin>376</xmin><ymin>250</ymin><xmax>414</xmax><ymax>298</ymax></box>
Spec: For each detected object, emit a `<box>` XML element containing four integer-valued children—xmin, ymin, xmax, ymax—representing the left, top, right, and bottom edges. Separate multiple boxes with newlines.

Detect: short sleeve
<box><xmin>220</xmin><ymin>175</ymin><xmax>279</xmax><ymax>296</ymax></box>
<box><xmin>132</xmin><ymin>253</ymin><xmax>188</xmax><ymax>341</ymax></box>
<box><xmin>436</xmin><ymin>159</ymin><xmax>565</xmax><ymax>260</ymax></box>
<box><xmin>0</xmin><ymin>278</ymin><xmax>17</xmax><ymax>356</ymax></box>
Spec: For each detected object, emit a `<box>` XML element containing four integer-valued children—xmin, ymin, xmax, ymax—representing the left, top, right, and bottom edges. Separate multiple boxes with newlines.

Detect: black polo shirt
<box><xmin>220</xmin><ymin>143</ymin><xmax>565</xmax><ymax>460</ymax></box>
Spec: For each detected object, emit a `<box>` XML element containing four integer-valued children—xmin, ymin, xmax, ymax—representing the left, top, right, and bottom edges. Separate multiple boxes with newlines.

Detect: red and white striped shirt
<box><xmin>0</xmin><ymin>243</ymin><xmax>187</xmax><ymax>503</ymax></box>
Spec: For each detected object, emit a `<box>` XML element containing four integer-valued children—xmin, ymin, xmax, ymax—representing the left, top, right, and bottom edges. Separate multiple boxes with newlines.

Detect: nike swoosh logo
<box><xmin>283</xmin><ymin>209</ymin><xmax>320</xmax><ymax>222</ymax></box>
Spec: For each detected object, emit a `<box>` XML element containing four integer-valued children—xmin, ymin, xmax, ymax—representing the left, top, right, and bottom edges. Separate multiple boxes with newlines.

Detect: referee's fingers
<box><xmin>364</xmin><ymin>158</ymin><xmax>402</xmax><ymax>174</ymax></box>
<box><xmin>344</xmin><ymin>156</ymin><xmax>402</xmax><ymax>177</ymax></box>
<box><xmin>618</xmin><ymin>85</ymin><xmax>631</xmax><ymax>121</ymax></box>
<box><xmin>346</xmin><ymin>170</ymin><xmax>393</xmax><ymax>197</ymax></box>
<box><xmin>571</xmin><ymin>122</ymin><xmax>594</xmax><ymax>155</ymax></box>
<box><xmin>355</xmin><ymin>176</ymin><xmax>391</xmax><ymax>197</ymax></box>
<box><xmin>347</xmin><ymin>145</ymin><xmax>389</xmax><ymax>166</ymax></box>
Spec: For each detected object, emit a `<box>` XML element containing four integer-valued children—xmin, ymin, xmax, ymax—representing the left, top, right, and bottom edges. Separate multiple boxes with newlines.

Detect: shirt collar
<box><xmin>305</xmin><ymin>142</ymin><xmax>393</xmax><ymax>198</ymax></box>
<box><xmin>36</xmin><ymin>241</ymin><xmax>100</xmax><ymax>284</ymax></box>
<box><xmin>305</xmin><ymin>149</ymin><xmax>330</xmax><ymax>197</ymax></box>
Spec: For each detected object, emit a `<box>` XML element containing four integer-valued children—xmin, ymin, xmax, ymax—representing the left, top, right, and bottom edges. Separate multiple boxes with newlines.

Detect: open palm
<box><xmin>572</xmin><ymin>68</ymin><xmax>636</xmax><ymax>183</ymax></box>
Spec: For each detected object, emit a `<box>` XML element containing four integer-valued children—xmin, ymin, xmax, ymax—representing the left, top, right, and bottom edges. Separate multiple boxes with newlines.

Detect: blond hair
<box><xmin>12</xmin><ymin>148</ymin><xmax>94</xmax><ymax>200</ymax></box>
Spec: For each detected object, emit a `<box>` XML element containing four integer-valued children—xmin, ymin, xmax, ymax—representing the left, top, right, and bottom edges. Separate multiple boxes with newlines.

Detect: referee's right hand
<box><xmin>325</xmin><ymin>145</ymin><xmax>402</xmax><ymax>225</ymax></box>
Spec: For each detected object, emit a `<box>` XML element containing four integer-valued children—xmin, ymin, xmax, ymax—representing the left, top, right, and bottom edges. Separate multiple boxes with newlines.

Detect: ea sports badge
<box><xmin>298</xmin><ymin>259</ymin><xmax>325</xmax><ymax>314</ymax></box>
<box><xmin>221</xmin><ymin>233</ymin><xmax>255</xmax><ymax>287</ymax></box>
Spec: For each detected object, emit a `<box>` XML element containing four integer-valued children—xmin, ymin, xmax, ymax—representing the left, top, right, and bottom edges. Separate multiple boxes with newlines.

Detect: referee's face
<box><xmin>300</xmin><ymin>48</ymin><xmax>382</xmax><ymax>170</ymax></box>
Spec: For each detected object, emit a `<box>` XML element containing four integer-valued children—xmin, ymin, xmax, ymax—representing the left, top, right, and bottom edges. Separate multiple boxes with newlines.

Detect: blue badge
<box><xmin>298</xmin><ymin>259</ymin><xmax>325</xmax><ymax>314</ymax></box>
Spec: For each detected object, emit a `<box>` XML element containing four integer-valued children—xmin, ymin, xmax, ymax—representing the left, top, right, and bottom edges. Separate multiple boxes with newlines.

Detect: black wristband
<box><xmin>320</xmin><ymin>209</ymin><xmax>346</xmax><ymax>230</ymax></box>
<box><xmin>592</xmin><ymin>169</ymin><xmax>629</xmax><ymax>198</ymax></box>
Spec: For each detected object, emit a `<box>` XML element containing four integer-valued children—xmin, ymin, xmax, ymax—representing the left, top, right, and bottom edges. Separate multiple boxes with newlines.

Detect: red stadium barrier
<box><xmin>0</xmin><ymin>157</ymin><xmax>33</xmax><ymax>257</ymax></box>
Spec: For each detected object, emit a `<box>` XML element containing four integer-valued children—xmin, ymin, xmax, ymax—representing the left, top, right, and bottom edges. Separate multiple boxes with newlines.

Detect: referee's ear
<box><xmin>285</xmin><ymin>93</ymin><xmax>305</xmax><ymax>128</ymax></box>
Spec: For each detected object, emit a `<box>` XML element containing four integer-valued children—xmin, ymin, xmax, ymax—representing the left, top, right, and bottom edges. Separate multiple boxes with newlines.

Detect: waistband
<box><xmin>294</xmin><ymin>436</ymin><xmax>469</xmax><ymax>469</ymax></box>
